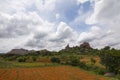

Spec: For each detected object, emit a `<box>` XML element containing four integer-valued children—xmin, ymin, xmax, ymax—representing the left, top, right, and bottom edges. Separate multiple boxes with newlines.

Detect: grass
<box><xmin>0</xmin><ymin>61</ymin><xmax>60</xmax><ymax>68</ymax></box>
<box><xmin>80</xmin><ymin>55</ymin><xmax>105</xmax><ymax>68</ymax></box>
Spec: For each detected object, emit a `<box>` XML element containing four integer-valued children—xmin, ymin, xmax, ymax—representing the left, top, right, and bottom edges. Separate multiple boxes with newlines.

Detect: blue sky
<box><xmin>0</xmin><ymin>0</ymin><xmax>120</xmax><ymax>52</ymax></box>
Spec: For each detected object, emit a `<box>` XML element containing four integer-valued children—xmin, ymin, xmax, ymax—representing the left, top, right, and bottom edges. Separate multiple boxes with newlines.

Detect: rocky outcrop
<box><xmin>80</xmin><ymin>42</ymin><xmax>91</xmax><ymax>49</ymax></box>
<box><xmin>7</xmin><ymin>48</ymin><xmax>28</xmax><ymax>55</ymax></box>
<box><xmin>65</xmin><ymin>44</ymin><xmax>70</xmax><ymax>49</ymax></box>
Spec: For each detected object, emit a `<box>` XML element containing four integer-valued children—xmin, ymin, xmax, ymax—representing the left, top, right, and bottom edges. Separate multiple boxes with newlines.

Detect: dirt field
<box><xmin>0</xmin><ymin>66</ymin><xmax>107</xmax><ymax>80</ymax></box>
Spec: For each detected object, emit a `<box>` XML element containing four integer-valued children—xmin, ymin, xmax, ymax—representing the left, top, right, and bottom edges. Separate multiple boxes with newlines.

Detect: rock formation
<box><xmin>80</xmin><ymin>42</ymin><xmax>91</xmax><ymax>49</ymax></box>
<box><xmin>7</xmin><ymin>48</ymin><xmax>28</xmax><ymax>55</ymax></box>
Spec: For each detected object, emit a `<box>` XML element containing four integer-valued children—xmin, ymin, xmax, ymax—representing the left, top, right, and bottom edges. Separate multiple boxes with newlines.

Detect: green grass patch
<box><xmin>0</xmin><ymin>61</ymin><xmax>60</xmax><ymax>68</ymax></box>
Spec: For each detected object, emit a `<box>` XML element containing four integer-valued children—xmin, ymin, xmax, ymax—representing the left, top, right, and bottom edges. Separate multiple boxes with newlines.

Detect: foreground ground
<box><xmin>0</xmin><ymin>66</ymin><xmax>110</xmax><ymax>80</ymax></box>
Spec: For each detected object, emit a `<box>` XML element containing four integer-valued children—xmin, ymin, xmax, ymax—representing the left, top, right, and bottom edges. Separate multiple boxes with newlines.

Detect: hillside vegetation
<box><xmin>0</xmin><ymin>42</ymin><xmax>120</xmax><ymax>80</ymax></box>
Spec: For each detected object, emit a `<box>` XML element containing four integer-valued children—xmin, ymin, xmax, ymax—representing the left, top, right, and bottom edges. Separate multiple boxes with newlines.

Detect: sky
<box><xmin>0</xmin><ymin>0</ymin><xmax>120</xmax><ymax>53</ymax></box>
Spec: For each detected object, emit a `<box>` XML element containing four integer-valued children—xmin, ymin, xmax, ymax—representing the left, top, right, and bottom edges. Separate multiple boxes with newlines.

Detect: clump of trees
<box><xmin>69</xmin><ymin>56</ymin><xmax>80</xmax><ymax>66</ymax></box>
<box><xmin>50</xmin><ymin>57</ymin><xmax>60</xmax><ymax>63</ymax></box>
<box><xmin>17</xmin><ymin>56</ymin><xmax>27</xmax><ymax>62</ymax></box>
<box><xmin>100</xmin><ymin>46</ymin><xmax>120</xmax><ymax>74</ymax></box>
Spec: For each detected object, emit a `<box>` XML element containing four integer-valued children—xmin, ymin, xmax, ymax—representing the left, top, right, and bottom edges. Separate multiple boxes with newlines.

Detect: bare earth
<box><xmin>0</xmin><ymin>66</ymin><xmax>107</xmax><ymax>80</ymax></box>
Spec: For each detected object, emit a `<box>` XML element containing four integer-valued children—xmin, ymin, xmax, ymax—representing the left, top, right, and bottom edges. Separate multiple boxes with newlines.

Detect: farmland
<box><xmin>0</xmin><ymin>66</ymin><xmax>109</xmax><ymax>80</ymax></box>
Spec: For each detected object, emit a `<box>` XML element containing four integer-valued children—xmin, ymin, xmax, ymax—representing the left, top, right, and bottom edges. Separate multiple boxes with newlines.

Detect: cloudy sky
<box><xmin>0</xmin><ymin>0</ymin><xmax>120</xmax><ymax>53</ymax></box>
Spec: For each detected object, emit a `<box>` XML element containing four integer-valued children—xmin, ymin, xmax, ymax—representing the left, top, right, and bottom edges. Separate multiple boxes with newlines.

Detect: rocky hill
<box><xmin>7</xmin><ymin>48</ymin><xmax>29</xmax><ymax>55</ymax></box>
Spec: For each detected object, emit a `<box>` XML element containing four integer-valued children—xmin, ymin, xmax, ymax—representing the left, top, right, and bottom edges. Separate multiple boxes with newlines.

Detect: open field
<box><xmin>0</xmin><ymin>61</ymin><xmax>59</xmax><ymax>68</ymax></box>
<box><xmin>0</xmin><ymin>66</ymin><xmax>111</xmax><ymax>80</ymax></box>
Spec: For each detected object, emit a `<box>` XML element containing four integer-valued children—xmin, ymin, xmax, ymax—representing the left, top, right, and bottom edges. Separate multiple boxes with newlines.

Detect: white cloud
<box><xmin>77</xmin><ymin>0</ymin><xmax>89</xmax><ymax>4</ymax></box>
<box><xmin>1</xmin><ymin>0</ymin><xmax>120</xmax><ymax>52</ymax></box>
<box><xmin>35</xmin><ymin>0</ymin><xmax>56</xmax><ymax>12</ymax></box>
<box><xmin>56</xmin><ymin>13</ymin><xmax>60</xmax><ymax>19</ymax></box>
<box><xmin>50</xmin><ymin>22</ymin><xmax>78</xmax><ymax>42</ymax></box>
<box><xmin>0</xmin><ymin>12</ymin><xmax>53</xmax><ymax>38</ymax></box>
<box><xmin>78</xmin><ymin>26</ymin><xmax>101</xmax><ymax>42</ymax></box>
<box><xmin>25</xmin><ymin>22</ymin><xmax>78</xmax><ymax>51</ymax></box>
<box><xmin>0</xmin><ymin>0</ymin><xmax>81</xmax><ymax>52</ymax></box>
<box><xmin>0</xmin><ymin>11</ymin><xmax>55</xmax><ymax>52</ymax></box>
<box><xmin>85</xmin><ymin>0</ymin><xmax>120</xmax><ymax>48</ymax></box>
<box><xmin>0</xmin><ymin>0</ymin><xmax>33</xmax><ymax>14</ymax></box>
<box><xmin>77</xmin><ymin>0</ymin><xmax>95</xmax><ymax>4</ymax></box>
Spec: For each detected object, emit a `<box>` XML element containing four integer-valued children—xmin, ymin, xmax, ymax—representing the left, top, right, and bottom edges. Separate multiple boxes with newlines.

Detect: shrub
<box><xmin>95</xmin><ymin>68</ymin><xmax>106</xmax><ymax>75</ymax></box>
<box><xmin>4</xmin><ymin>55</ymin><xmax>19</xmax><ymax>61</ymax></box>
<box><xmin>90</xmin><ymin>58</ymin><xmax>96</xmax><ymax>65</ymax></box>
<box><xmin>51</xmin><ymin>57</ymin><xmax>60</xmax><ymax>63</ymax></box>
<box><xmin>100</xmin><ymin>49</ymin><xmax>120</xmax><ymax>74</ymax></box>
<box><xmin>83</xmin><ymin>64</ymin><xmax>93</xmax><ymax>70</ymax></box>
<box><xmin>32</xmin><ymin>56</ymin><xmax>37</xmax><ymax>62</ymax></box>
<box><xmin>69</xmin><ymin>56</ymin><xmax>80</xmax><ymax>66</ymax></box>
<box><xmin>17</xmin><ymin>56</ymin><xmax>27</xmax><ymax>62</ymax></box>
<box><xmin>79</xmin><ymin>62</ymin><xmax>87</xmax><ymax>69</ymax></box>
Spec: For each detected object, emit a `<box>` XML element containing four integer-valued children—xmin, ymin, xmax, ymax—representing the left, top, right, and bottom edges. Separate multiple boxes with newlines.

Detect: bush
<box><xmin>100</xmin><ymin>49</ymin><xmax>120</xmax><ymax>74</ymax></box>
<box><xmin>32</xmin><ymin>56</ymin><xmax>37</xmax><ymax>62</ymax></box>
<box><xmin>69</xmin><ymin>56</ymin><xmax>80</xmax><ymax>66</ymax></box>
<box><xmin>95</xmin><ymin>68</ymin><xmax>106</xmax><ymax>75</ymax></box>
<box><xmin>79</xmin><ymin>62</ymin><xmax>87</xmax><ymax>69</ymax></box>
<box><xmin>83</xmin><ymin>64</ymin><xmax>93</xmax><ymax>70</ymax></box>
<box><xmin>51</xmin><ymin>57</ymin><xmax>60</xmax><ymax>63</ymax></box>
<box><xmin>4</xmin><ymin>55</ymin><xmax>19</xmax><ymax>61</ymax></box>
<box><xmin>90</xmin><ymin>58</ymin><xmax>96</xmax><ymax>65</ymax></box>
<box><xmin>17</xmin><ymin>56</ymin><xmax>27</xmax><ymax>62</ymax></box>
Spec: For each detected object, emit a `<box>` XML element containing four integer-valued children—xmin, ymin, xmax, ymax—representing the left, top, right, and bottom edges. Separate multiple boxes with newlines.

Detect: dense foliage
<box><xmin>100</xmin><ymin>47</ymin><xmax>120</xmax><ymax>74</ymax></box>
<box><xmin>51</xmin><ymin>57</ymin><xmax>60</xmax><ymax>63</ymax></box>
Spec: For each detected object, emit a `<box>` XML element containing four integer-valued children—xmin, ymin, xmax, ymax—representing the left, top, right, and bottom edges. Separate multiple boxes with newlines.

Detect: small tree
<box><xmin>100</xmin><ymin>49</ymin><xmax>120</xmax><ymax>74</ymax></box>
<box><xmin>51</xmin><ymin>57</ymin><xmax>60</xmax><ymax>63</ymax></box>
<box><xmin>32</xmin><ymin>56</ymin><xmax>37</xmax><ymax>62</ymax></box>
<box><xmin>90</xmin><ymin>58</ymin><xmax>96</xmax><ymax>65</ymax></box>
<box><xmin>69</xmin><ymin>56</ymin><xmax>80</xmax><ymax>66</ymax></box>
<box><xmin>17</xmin><ymin>56</ymin><xmax>27</xmax><ymax>62</ymax></box>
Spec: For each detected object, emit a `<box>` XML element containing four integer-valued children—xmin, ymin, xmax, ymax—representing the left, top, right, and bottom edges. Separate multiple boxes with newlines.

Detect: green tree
<box><xmin>100</xmin><ymin>49</ymin><xmax>120</xmax><ymax>74</ymax></box>
<box><xmin>32</xmin><ymin>56</ymin><xmax>37</xmax><ymax>62</ymax></box>
<box><xmin>69</xmin><ymin>56</ymin><xmax>80</xmax><ymax>66</ymax></box>
<box><xmin>51</xmin><ymin>57</ymin><xmax>60</xmax><ymax>63</ymax></box>
<box><xmin>17</xmin><ymin>56</ymin><xmax>27</xmax><ymax>62</ymax></box>
<box><xmin>90</xmin><ymin>58</ymin><xmax>96</xmax><ymax>65</ymax></box>
<box><xmin>103</xmin><ymin>46</ymin><xmax>111</xmax><ymax>50</ymax></box>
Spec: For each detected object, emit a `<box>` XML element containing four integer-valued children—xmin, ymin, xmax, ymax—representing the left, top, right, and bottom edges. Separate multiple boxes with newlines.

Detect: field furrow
<box><xmin>0</xmin><ymin>66</ymin><xmax>107</xmax><ymax>80</ymax></box>
<box><xmin>0</xmin><ymin>69</ymin><xmax>11</xmax><ymax>80</ymax></box>
<box><xmin>7</xmin><ymin>69</ymin><xmax>17</xmax><ymax>80</ymax></box>
<box><xmin>17</xmin><ymin>69</ymin><xmax>24</xmax><ymax>80</ymax></box>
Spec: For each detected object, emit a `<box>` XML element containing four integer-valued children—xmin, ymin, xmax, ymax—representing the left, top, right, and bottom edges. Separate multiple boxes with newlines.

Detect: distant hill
<box><xmin>7</xmin><ymin>48</ymin><xmax>29</xmax><ymax>55</ymax></box>
<box><xmin>7</xmin><ymin>42</ymin><xmax>93</xmax><ymax>55</ymax></box>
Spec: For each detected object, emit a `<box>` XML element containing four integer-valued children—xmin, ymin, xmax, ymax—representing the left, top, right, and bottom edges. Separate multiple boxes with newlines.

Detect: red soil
<box><xmin>0</xmin><ymin>66</ymin><xmax>107</xmax><ymax>80</ymax></box>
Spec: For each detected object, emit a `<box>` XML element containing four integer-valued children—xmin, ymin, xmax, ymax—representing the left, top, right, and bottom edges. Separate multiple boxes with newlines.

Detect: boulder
<box><xmin>104</xmin><ymin>72</ymin><xmax>116</xmax><ymax>77</ymax></box>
